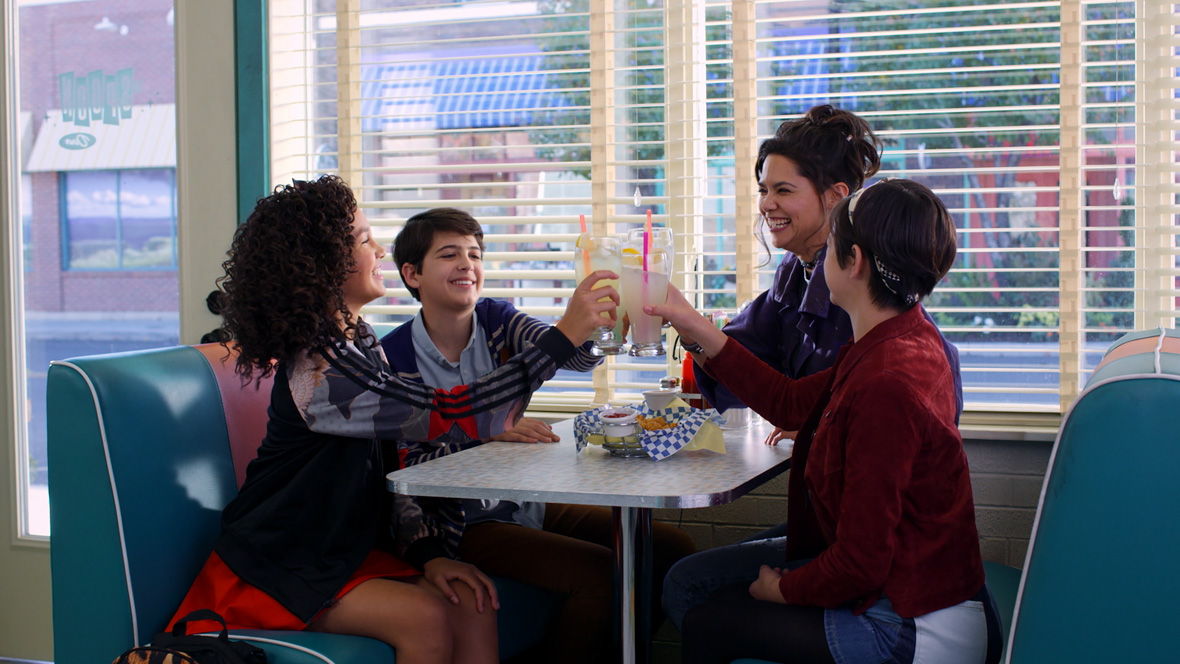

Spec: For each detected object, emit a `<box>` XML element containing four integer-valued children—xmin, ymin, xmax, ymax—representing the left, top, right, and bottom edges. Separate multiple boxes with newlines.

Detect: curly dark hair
<box><xmin>216</xmin><ymin>174</ymin><xmax>372</xmax><ymax>380</ymax></box>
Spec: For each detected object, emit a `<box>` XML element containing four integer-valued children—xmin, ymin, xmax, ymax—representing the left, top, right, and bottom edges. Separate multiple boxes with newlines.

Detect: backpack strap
<box><xmin>170</xmin><ymin>609</ymin><xmax>230</xmax><ymax>640</ymax></box>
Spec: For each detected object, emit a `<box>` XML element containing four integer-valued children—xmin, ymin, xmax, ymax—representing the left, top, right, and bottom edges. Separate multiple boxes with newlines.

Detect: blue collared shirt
<box><xmin>410</xmin><ymin>310</ymin><xmax>544</xmax><ymax>530</ymax></box>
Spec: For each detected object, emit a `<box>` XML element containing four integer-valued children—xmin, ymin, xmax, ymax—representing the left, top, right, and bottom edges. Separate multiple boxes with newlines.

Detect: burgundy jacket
<box><xmin>705</xmin><ymin>305</ymin><xmax>984</xmax><ymax>618</ymax></box>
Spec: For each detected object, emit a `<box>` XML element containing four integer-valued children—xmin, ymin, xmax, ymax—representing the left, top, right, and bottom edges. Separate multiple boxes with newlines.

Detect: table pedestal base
<box><xmin>614</xmin><ymin>506</ymin><xmax>653</xmax><ymax>664</ymax></box>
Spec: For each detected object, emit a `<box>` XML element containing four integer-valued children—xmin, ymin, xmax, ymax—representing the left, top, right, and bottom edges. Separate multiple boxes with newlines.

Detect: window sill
<box><xmin>958</xmin><ymin>411</ymin><xmax>1060</xmax><ymax>442</ymax></box>
<box><xmin>531</xmin><ymin>406</ymin><xmax>1063</xmax><ymax>443</ymax></box>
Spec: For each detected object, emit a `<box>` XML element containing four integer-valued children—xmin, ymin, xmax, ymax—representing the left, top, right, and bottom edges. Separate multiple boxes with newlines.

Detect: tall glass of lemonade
<box><xmin>620</xmin><ymin>235</ymin><xmax>671</xmax><ymax>357</ymax></box>
<box><xmin>574</xmin><ymin>233</ymin><xmax>625</xmax><ymax>355</ymax></box>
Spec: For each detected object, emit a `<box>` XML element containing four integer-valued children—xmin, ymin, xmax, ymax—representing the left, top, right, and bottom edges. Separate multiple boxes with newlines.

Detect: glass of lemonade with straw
<box><xmin>574</xmin><ymin>233</ymin><xmax>626</xmax><ymax>355</ymax></box>
<box><xmin>620</xmin><ymin>229</ymin><xmax>671</xmax><ymax>357</ymax></box>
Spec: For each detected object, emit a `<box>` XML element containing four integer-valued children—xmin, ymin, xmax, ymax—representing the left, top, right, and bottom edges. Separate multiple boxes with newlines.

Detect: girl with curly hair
<box><xmin>167</xmin><ymin>175</ymin><xmax>617</xmax><ymax>664</ymax></box>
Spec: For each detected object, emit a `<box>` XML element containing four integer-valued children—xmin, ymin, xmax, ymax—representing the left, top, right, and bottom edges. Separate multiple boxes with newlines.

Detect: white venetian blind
<box><xmin>268</xmin><ymin>0</ymin><xmax>675</xmax><ymax>409</ymax></box>
<box><xmin>267</xmin><ymin>0</ymin><xmax>1179</xmax><ymax>418</ymax></box>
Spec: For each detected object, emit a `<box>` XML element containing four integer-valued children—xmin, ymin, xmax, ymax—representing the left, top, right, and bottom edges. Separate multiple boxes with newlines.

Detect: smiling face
<box><xmin>400</xmin><ymin>232</ymin><xmax>484</xmax><ymax>314</ymax></box>
<box><xmin>757</xmin><ymin>154</ymin><xmax>834</xmax><ymax>262</ymax></box>
<box><xmin>341</xmin><ymin>208</ymin><xmax>388</xmax><ymax>318</ymax></box>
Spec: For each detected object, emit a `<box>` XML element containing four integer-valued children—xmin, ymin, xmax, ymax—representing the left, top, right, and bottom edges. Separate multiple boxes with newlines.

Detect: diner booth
<box><xmin>5</xmin><ymin>2</ymin><xmax>1180</xmax><ymax>664</ymax></box>
<box><xmin>45</xmin><ymin>327</ymin><xmax>1180</xmax><ymax>663</ymax></box>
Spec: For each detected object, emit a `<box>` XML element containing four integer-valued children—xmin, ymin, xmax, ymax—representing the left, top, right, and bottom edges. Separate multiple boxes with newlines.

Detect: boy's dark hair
<box><xmin>829</xmin><ymin>179</ymin><xmax>957</xmax><ymax>310</ymax></box>
<box><xmin>393</xmin><ymin>208</ymin><xmax>485</xmax><ymax>301</ymax></box>
<box><xmin>218</xmin><ymin>174</ymin><xmax>367</xmax><ymax>380</ymax></box>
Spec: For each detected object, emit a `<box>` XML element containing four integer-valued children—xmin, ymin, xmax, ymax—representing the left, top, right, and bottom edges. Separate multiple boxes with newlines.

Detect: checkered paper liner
<box><xmin>574</xmin><ymin>403</ymin><xmax>721</xmax><ymax>460</ymax></box>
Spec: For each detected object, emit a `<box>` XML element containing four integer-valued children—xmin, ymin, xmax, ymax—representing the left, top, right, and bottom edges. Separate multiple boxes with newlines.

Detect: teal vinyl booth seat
<box><xmin>47</xmin><ymin>343</ymin><xmax>557</xmax><ymax>664</ymax></box>
<box><xmin>1001</xmin><ymin>327</ymin><xmax>1180</xmax><ymax>663</ymax></box>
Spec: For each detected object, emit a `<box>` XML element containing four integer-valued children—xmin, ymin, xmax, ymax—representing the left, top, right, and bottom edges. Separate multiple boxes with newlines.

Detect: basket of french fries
<box><xmin>575</xmin><ymin>398</ymin><xmax>725</xmax><ymax>460</ymax></box>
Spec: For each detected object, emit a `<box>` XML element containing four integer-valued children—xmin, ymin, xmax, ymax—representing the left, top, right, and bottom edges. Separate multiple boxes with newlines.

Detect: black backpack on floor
<box><xmin>112</xmin><ymin>610</ymin><xmax>268</xmax><ymax>664</ymax></box>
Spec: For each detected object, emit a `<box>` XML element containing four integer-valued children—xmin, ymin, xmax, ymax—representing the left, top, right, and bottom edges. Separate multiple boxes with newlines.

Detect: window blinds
<box><xmin>267</xmin><ymin>0</ymin><xmax>1179</xmax><ymax>416</ymax></box>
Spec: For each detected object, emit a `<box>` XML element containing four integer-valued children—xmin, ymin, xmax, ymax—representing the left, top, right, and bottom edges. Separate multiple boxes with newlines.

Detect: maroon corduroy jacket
<box><xmin>704</xmin><ymin>304</ymin><xmax>984</xmax><ymax>618</ymax></box>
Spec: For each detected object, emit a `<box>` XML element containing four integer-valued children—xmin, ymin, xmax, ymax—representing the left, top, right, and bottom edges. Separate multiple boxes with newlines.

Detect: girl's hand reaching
<box><xmin>643</xmin><ymin>283</ymin><xmax>728</xmax><ymax>358</ymax></box>
<box><xmin>556</xmin><ymin>270</ymin><xmax>619</xmax><ymax>346</ymax></box>
<box><xmin>422</xmin><ymin>558</ymin><xmax>501</xmax><ymax>613</ymax></box>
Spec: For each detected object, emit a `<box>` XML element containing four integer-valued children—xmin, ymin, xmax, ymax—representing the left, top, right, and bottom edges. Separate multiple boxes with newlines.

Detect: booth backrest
<box><xmin>48</xmin><ymin>340</ymin><xmax>554</xmax><ymax>664</ymax></box>
<box><xmin>47</xmin><ymin>344</ymin><xmax>274</xmax><ymax>663</ymax></box>
<box><xmin>1006</xmin><ymin>327</ymin><xmax>1180</xmax><ymax>662</ymax></box>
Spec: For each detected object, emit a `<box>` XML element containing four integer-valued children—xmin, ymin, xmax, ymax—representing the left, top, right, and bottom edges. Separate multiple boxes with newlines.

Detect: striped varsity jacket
<box><xmin>380</xmin><ymin>298</ymin><xmax>602</xmax><ymax>565</ymax></box>
<box><xmin>214</xmin><ymin>318</ymin><xmax>578</xmax><ymax>621</ymax></box>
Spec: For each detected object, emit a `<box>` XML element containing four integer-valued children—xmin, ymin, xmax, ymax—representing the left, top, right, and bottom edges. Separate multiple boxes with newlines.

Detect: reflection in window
<box><xmin>63</xmin><ymin>168</ymin><xmax>177</xmax><ymax>270</ymax></box>
<box><xmin>21</xmin><ymin>174</ymin><xmax>33</xmax><ymax>270</ymax></box>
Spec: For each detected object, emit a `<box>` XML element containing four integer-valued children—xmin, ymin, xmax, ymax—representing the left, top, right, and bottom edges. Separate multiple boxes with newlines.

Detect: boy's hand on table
<box><xmin>491</xmin><ymin>417</ymin><xmax>560</xmax><ymax>443</ymax></box>
<box><xmin>422</xmin><ymin>558</ymin><xmax>501</xmax><ymax>612</ymax></box>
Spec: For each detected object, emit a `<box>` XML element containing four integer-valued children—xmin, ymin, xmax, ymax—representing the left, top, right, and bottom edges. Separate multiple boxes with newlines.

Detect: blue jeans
<box><xmin>666</xmin><ymin>537</ymin><xmax>1001</xmax><ymax>664</ymax></box>
<box><xmin>662</xmin><ymin>535</ymin><xmax>789</xmax><ymax>631</ymax></box>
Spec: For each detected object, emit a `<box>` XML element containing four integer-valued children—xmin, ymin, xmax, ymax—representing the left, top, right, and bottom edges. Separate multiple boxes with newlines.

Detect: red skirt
<box><xmin>168</xmin><ymin>549</ymin><xmax>420</xmax><ymax>634</ymax></box>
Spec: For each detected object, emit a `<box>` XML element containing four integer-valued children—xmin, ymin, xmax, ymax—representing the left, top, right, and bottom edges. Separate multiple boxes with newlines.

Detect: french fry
<box><xmin>637</xmin><ymin>415</ymin><xmax>678</xmax><ymax>431</ymax></box>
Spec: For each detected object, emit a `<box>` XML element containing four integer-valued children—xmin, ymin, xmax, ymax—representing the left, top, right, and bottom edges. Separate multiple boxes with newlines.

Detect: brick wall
<box><xmin>964</xmin><ymin>438</ymin><xmax>1053</xmax><ymax>567</ymax></box>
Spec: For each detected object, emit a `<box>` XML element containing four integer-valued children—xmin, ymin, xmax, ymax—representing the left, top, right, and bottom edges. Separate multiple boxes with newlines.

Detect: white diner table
<box><xmin>386</xmin><ymin>415</ymin><xmax>792</xmax><ymax>664</ymax></box>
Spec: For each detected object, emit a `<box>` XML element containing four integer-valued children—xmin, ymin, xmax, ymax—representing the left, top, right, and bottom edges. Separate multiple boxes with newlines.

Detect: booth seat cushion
<box><xmin>47</xmin><ymin>344</ymin><xmax>555</xmax><ymax>664</ymax></box>
<box><xmin>222</xmin><ymin>631</ymin><xmax>393</xmax><ymax>664</ymax></box>
<box><xmin>1005</xmin><ymin>328</ymin><xmax>1180</xmax><ymax>662</ymax></box>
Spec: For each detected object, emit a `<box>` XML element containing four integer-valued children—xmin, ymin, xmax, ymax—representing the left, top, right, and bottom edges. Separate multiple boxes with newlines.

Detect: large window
<box><xmin>63</xmin><ymin>168</ymin><xmax>177</xmax><ymax>270</ymax></box>
<box><xmin>12</xmin><ymin>0</ymin><xmax>179</xmax><ymax>540</ymax></box>
<box><xmin>267</xmin><ymin>0</ymin><xmax>1180</xmax><ymax>420</ymax></box>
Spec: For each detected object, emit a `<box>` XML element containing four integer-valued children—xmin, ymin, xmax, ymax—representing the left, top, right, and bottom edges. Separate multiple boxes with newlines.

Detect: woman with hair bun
<box><xmin>649</xmin><ymin>179</ymin><xmax>1000</xmax><ymax>664</ymax></box>
<box><xmin>665</xmin><ymin>105</ymin><xmax>965</xmax><ymax>632</ymax></box>
<box><xmin>694</xmin><ymin>105</ymin><xmax>963</xmax><ymax>444</ymax></box>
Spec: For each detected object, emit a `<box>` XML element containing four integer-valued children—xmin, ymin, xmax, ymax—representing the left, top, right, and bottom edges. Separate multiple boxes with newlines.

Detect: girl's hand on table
<box><xmin>748</xmin><ymin>564</ymin><xmax>788</xmax><ymax>604</ymax></box>
<box><xmin>764</xmin><ymin>427</ymin><xmax>797</xmax><ymax>446</ymax></box>
<box><xmin>422</xmin><ymin>558</ymin><xmax>501</xmax><ymax>612</ymax></box>
<box><xmin>491</xmin><ymin>417</ymin><xmax>559</xmax><ymax>443</ymax></box>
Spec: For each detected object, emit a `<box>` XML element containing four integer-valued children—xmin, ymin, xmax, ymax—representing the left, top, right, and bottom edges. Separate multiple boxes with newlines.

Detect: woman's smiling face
<box><xmin>757</xmin><ymin>154</ymin><xmax>832</xmax><ymax>261</ymax></box>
